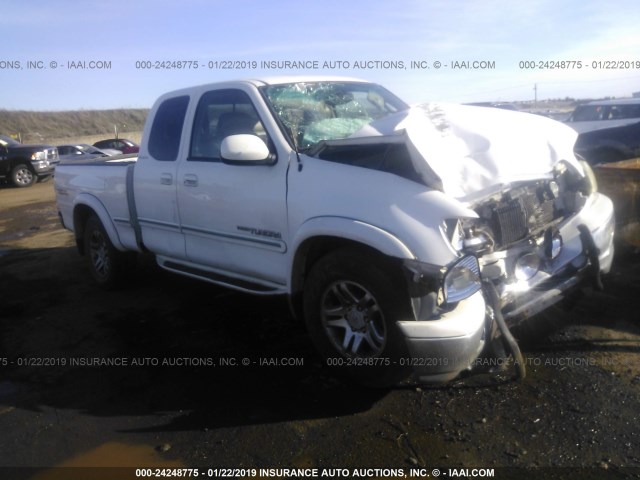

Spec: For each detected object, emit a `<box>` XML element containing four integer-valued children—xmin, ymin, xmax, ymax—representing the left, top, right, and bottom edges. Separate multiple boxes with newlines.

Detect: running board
<box><xmin>161</xmin><ymin>260</ymin><xmax>284</xmax><ymax>295</ymax></box>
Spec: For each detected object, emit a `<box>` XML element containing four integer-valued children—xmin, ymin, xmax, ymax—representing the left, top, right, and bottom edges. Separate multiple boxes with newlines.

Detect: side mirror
<box><xmin>220</xmin><ymin>134</ymin><xmax>274</xmax><ymax>165</ymax></box>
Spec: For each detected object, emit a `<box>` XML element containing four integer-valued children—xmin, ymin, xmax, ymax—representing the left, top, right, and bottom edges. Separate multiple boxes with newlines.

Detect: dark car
<box><xmin>93</xmin><ymin>138</ymin><xmax>140</xmax><ymax>154</ymax></box>
<box><xmin>567</xmin><ymin>99</ymin><xmax>640</xmax><ymax>164</ymax></box>
<box><xmin>574</xmin><ymin>121</ymin><xmax>640</xmax><ymax>164</ymax></box>
<box><xmin>57</xmin><ymin>144</ymin><xmax>112</xmax><ymax>161</ymax></box>
<box><xmin>567</xmin><ymin>98</ymin><xmax>640</xmax><ymax>130</ymax></box>
<box><xmin>0</xmin><ymin>134</ymin><xmax>59</xmax><ymax>187</ymax></box>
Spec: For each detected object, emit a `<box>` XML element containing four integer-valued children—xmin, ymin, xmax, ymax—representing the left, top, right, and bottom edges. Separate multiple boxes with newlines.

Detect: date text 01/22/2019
<box><xmin>133</xmin><ymin>467</ymin><xmax>496</xmax><ymax>478</ymax></box>
<box><xmin>325</xmin><ymin>357</ymin><xmax>450</xmax><ymax>367</ymax></box>
<box><xmin>519</xmin><ymin>60</ymin><xmax>640</xmax><ymax>69</ymax></box>
<box><xmin>132</xmin><ymin>59</ymin><xmax>496</xmax><ymax>71</ymax></box>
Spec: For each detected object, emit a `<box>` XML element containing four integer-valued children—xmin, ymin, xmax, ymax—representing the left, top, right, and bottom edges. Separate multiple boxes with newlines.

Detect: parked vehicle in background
<box><xmin>93</xmin><ymin>138</ymin><xmax>140</xmax><ymax>154</ymax></box>
<box><xmin>57</xmin><ymin>144</ymin><xmax>113</xmax><ymax>162</ymax></box>
<box><xmin>0</xmin><ymin>134</ymin><xmax>59</xmax><ymax>187</ymax></box>
<box><xmin>97</xmin><ymin>148</ymin><xmax>122</xmax><ymax>156</ymax></box>
<box><xmin>567</xmin><ymin>99</ymin><xmax>640</xmax><ymax>132</ymax></box>
<box><xmin>567</xmin><ymin>99</ymin><xmax>640</xmax><ymax>164</ymax></box>
<box><xmin>55</xmin><ymin>77</ymin><xmax>615</xmax><ymax>386</ymax></box>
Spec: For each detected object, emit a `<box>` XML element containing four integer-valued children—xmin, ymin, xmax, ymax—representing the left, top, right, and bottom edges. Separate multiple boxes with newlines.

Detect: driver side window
<box><xmin>189</xmin><ymin>89</ymin><xmax>269</xmax><ymax>161</ymax></box>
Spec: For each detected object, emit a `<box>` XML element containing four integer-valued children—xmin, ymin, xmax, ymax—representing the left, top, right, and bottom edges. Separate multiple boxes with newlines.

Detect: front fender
<box><xmin>291</xmin><ymin>216</ymin><xmax>415</xmax><ymax>261</ymax></box>
<box><xmin>73</xmin><ymin>193</ymin><xmax>125</xmax><ymax>251</ymax></box>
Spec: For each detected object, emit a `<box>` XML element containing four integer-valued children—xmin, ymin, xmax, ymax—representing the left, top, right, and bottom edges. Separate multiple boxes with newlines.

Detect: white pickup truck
<box><xmin>55</xmin><ymin>77</ymin><xmax>615</xmax><ymax>386</ymax></box>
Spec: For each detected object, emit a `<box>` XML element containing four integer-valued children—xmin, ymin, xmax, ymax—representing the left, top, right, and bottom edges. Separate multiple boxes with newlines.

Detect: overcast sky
<box><xmin>1</xmin><ymin>0</ymin><xmax>639</xmax><ymax>110</ymax></box>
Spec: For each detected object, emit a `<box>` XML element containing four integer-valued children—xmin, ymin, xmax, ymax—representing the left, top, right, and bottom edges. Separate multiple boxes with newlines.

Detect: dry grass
<box><xmin>46</xmin><ymin>131</ymin><xmax>143</xmax><ymax>147</ymax></box>
<box><xmin>0</xmin><ymin>109</ymin><xmax>148</xmax><ymax>145</ymax></box>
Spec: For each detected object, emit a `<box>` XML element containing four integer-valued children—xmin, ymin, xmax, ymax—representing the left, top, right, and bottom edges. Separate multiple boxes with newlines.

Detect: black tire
<box><xmin>303</xmin><ymin>249</ymin><xmax>413</xmax><ymax>387</ymax></box>
<box><xmin>83</xmin><ymin>215</ymin><xmax>135</xmax><ymax>290</ymax></box>
<box><xmin>11</xmin><ymin>164</ymin><xmax>37</xmax><ymax>188</ymax></box>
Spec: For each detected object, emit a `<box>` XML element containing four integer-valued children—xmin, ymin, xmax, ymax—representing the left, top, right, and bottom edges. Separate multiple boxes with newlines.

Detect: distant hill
<box><xmin>0</xmin><ymin>109</ymin><xmax>149</xmax><ymax>144</ymax></box>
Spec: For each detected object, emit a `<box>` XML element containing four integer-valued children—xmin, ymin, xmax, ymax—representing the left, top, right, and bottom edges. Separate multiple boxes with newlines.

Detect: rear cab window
<box><xmin>148</xmin><ymin>95</ymin><xmax>190</xmax><ymax>161</ymax></box>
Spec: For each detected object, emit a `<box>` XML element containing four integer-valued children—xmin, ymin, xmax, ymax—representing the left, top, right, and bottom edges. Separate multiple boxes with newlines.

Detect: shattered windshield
<box><xmin>260</xmin><ymin>82</ymin><xmax>408</xmax><ymax>151</ymax></box>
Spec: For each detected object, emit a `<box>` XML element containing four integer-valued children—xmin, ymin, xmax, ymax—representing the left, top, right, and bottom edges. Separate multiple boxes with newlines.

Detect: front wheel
<box><xmin>84</xmin><ymin>215</ymin><xmax>135</xmax><ymax>289</ymax></box>
<box><xmin>303</xmin><ymin>249</ymin><xmax>413</xmax><ymax>387</ymax></box>
<box><xmin>11</xmin><ymin>164</ymin><xmax>36</xmax><ymax>188</ymax></box>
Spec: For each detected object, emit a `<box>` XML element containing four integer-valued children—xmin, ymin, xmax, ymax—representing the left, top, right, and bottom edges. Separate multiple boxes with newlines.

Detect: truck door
<box><xmin>176</xmin><ymin>87</ymin><xmax>289</xmax><ymax>288</ymax></box>
<box><xmin>134</xmin><ymin>95</ymin><xmax>190</xmax><ymax>259</ymax></box>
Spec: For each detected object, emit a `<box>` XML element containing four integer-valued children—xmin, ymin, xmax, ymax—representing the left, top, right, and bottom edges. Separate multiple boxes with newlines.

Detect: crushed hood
<box><xmin>351</xmin><ymin>104</ymin><xmax>582</xmax><ymax>201</ymax></box>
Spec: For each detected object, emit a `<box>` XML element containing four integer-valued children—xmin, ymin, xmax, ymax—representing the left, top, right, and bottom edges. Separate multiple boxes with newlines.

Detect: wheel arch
<box><xmin>288</xmin><ymin>217</ymin><xmax>415</xmax><ymax>321</ymax></box>
<box><xmin>11</xmin><ymin>158</ymin><xmax>35</xmax><ymax>172</ymax></box>
<box><xmin>72</xmin><ymin>194</ymin><xmax>125</xmax><ymax>254</ymax></box>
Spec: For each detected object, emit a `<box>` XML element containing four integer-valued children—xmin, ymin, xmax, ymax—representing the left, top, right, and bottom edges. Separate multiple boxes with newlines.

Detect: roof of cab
<box><xmin>155</xmin><ymin>76</ymin><xmax>372</xmax><ymax>101</ymax></box>
<box><xmin>245</xmin><ymin>75</ymin><xmax>368</xmax><ymax>86</ymax></box>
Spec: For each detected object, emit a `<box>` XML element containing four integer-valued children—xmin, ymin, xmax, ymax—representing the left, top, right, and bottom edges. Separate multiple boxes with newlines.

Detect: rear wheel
<box><xmin>84</xmin><ymin>215</ymin><xmax>134</xmax><ymax>289</ymax></box>
<box><xmin>303</xmin><ymin>249</ymin><xmax>412</xmax><ymax>387</ymax></box>
<box><xmin>11</xmin><ymin>164</ymin><xmax>36</xmax><ymax>188</ymax></box>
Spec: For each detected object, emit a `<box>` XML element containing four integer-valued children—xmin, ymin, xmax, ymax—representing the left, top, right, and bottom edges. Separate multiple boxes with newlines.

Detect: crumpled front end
<box><xmin>395</xmin><ymin>156</ymin><xmax>614</xmax><ymax>384</ymax></box>
<box><xmin>350</xmin><ymin>102</ymin><xmax>615</xmax><ymax>383</ymax></box>
<box><xmin>456</xmin><ymin>159</ymin><xmax>614</xmax><ymax>324</ymax></box>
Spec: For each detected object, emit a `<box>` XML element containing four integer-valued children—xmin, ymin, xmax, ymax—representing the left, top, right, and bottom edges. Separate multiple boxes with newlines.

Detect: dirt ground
<box><xmin>0</xmin><ymin>181</ymin><xmax>639</xmax><ymax>479</ymax></box>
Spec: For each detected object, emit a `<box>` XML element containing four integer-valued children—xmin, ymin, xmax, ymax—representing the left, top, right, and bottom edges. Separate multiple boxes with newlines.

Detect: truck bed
<box><xmin>55</xmin><ymin>154</ymin><xmax>139</xmax><ymax>251</ymax></box>
<box><xmin>58</xmin><ymin>153</ymin><xmax>138</xmax><ymax>167</ymax></box>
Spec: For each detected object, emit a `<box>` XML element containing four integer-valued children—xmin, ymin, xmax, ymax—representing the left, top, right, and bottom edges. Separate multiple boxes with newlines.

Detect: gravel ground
<box><xmin>0</xmin><ymin>181</ymin><xmax>639</xmax><ymax>480</ymax></box>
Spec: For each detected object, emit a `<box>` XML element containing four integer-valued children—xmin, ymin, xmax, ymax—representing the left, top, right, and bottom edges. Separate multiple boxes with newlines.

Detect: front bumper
<box><xmin>397</xmin><ymin>291</ymin><xmax>487</xmax><ymax>383</ymax></box>
<box><xmin>396</xmin><ymin>192</ymin><xmax>615</xmax><ymax>384</ymax></box>
<box><xmin>31</xmin><ymin>160</ymin><xmax>57</xmax><ymax>176</ymax></box>
<box><xmin>500</xmin><ymin>192</ymin><xmax>614</xmax><ymax>323</ymax></box>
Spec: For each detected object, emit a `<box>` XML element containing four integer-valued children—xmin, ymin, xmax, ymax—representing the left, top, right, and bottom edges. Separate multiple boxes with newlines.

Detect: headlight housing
<box><xmin>443</xmin><ymin>255</ymin><xmax>481</xmax><ymax>304</ymax></box>
<box><xmin>31</xmin><ymin>151</ymin><xmax>47</xmax><ymax>161</ymax></box>
<box><xmin>514</xmin><ymin>252</ymin><xmax>541</xmax><ymax>281</ymax></box>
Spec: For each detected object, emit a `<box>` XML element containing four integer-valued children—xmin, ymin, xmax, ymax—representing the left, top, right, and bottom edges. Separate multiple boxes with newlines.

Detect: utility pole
<box><xmin>534</xmin><ymin>83</ymin><xmax>538</xmax><ymax>108</ymax></box>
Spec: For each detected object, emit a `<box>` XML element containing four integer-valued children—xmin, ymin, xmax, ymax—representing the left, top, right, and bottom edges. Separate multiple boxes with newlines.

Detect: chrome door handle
<box><xmin>184</xmin><ymin>174</ymin><xmax>199</xmax><ymax>187</ymax></box>
<box><xmin>160</xmin><ymin>173</ymin><xmax>173</xmax><ymax>185</ymax></box>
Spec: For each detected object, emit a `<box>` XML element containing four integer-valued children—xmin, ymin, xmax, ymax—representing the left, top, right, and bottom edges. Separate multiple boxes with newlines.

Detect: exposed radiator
<box><xmin>489</xmin><ymin>187</ymin><xmax>559</xmax><ymax>246</ymax></box>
